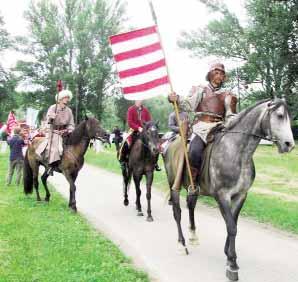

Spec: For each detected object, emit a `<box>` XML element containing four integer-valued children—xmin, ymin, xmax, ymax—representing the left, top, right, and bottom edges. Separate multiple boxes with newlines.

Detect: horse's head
<box><xmin>263</xmin><ymin>98</ymin><xmax>295</xmax><ymax>153</ymax></box>
<box><xmin>142</xmin><ymin>121</ymin><xmax>160</xmax><ymax>155</ymax></box>
<box><xmin>85</xmin><ymin>117</ymin><xmax>109</xmax><ymax>142</ymax></box>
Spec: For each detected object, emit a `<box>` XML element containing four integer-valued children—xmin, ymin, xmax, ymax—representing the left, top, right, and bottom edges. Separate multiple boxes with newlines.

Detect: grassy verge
<box><xmin>85</xmin><ymin>146</ymin><xmax>298</xmax><ymax>234</ymax></box>
<box><xmin>0</xmin><ymin>153</ymin><xmax>149</xmax><ymax>282</ymax></box>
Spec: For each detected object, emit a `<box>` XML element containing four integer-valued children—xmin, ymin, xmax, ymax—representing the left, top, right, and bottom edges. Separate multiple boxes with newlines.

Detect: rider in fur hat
<box><xmin>36</xmin><ymin>89</ymin><xmax>75</xmax><ymax>175</ymax></box>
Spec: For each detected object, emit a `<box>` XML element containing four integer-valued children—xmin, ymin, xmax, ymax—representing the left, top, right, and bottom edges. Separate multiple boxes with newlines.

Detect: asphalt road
<box><xmin>49</xmin><ymin>164</ymin><xmax>298</xmax><ymax>282</ymax></box>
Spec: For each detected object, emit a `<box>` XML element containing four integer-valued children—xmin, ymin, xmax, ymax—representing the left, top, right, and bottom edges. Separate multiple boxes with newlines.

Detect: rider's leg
<box><xmin>188</xmin><ymin>135</ymin><xmax>206</xmax><ymax>194</ymax></box>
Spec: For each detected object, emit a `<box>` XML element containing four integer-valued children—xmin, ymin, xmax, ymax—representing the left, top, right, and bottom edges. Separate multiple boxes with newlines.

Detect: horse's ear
<box><xmin>270</xmin><ymin>87</ymin><xmax>277</xmax><ymax>100</ymax></box>
<box><xmin>85</xmin><ymin>115</ymin><xmax>89</xmax><ymax>121</ymax></box>
<box><xmin>156</xmin><ymin>120</ymin><xmax>159</xmax><ymax>127</ymax></box>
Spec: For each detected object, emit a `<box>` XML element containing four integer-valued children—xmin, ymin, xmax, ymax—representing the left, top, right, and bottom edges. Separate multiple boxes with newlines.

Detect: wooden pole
<box><xmin>147</xmin><ymin>0</ymin><xmax>195</xmax><ymax>192</ymax></box>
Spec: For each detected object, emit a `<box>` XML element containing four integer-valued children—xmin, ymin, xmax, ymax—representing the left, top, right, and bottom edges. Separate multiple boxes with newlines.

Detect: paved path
<box><xmin>49</xmin><ymin>164</ymin><xmax>298</xmax><ymax>282</ymax></box>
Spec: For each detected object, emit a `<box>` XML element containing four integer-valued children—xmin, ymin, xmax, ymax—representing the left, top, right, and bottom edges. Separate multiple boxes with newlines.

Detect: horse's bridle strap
<box><xmin>222</xmin><ymin>107</ymin><xmax>275</xmax><ymax>142</ymax></box>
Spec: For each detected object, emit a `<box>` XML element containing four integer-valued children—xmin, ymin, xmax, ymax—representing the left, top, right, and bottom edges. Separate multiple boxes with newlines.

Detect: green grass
<box><xmin>0</xmin><ymin>153</ymin><xmax>149</xmax><ymax>282</ymax></box>
<box><xmin>86</xmin><ymin>145</ymin><xmax>298</xmax><ymax>234</ymax></box>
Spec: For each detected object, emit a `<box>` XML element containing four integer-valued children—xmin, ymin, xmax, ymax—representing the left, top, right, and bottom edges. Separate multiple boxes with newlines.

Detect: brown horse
<box><xmin>23</xmin><ymin>117</ymin><xmax>108</xmax><ymax>211</ymax></box>
<box><xmin>121</xmin><ymin>121</ymin><xmax>160</xmax><ymax>221</ymax></box>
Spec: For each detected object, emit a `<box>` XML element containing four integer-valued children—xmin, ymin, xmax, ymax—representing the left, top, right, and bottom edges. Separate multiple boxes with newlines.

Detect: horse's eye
<box><xmin>277</xmin><ymin>114</ymin><xmax>283</xmax><ymax>120</ymax></box>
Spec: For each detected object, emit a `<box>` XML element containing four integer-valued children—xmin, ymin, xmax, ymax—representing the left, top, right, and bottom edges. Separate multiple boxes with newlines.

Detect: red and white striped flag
<box><xmin>6</xmin><ymin>111</ymin><xmax>18</xmax><ymax>135</ymax></box>
<box><xmin>109</xmin><ymin>26</ymin><xmax>171</xmax><ymax>100</ymax></box>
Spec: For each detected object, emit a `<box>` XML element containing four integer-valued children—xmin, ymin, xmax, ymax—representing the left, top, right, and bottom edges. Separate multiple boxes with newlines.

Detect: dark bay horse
<box><xmin>121</xmin><ymin>121</ymin><xmax>160</xmax><ymax>222</ymax></box>
<box><xmin>163</xmin><ymin>99</ymin><xmax>295</xmax><ymax>281</ymax></box>
<box><xmin>24</xmin><ymin>117</ymin><xmax>108</xmax><ymax>211</ymax></box>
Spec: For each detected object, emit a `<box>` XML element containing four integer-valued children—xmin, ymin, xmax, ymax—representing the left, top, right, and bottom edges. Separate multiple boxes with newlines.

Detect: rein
<box><xmin>222</xmin><ymin>104</ymin><xmax>276</xmax><ymax>142</ymax></box>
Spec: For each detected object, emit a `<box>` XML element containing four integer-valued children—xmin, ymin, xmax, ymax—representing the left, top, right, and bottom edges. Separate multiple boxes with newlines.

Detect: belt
<box><xmin>196</xmin><ymin>115</ymin><xmax>223</xmax><ymax>123</ymax></box>
<box><xmin>53</xmin><ymin>125</ymin><xmax>67</xmax><ymax>130</ymax></box>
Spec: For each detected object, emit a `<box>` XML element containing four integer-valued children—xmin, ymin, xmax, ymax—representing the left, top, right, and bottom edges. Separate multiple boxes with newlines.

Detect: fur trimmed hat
<box><xmin>206</xmin><ymin>63</ymin><xmax>226</xmax><ymax>81</ymax></box>
<box><xmin>55</xmin><ymin>89</ymin><xmax>73</xmax><ymax>102</ymax></box>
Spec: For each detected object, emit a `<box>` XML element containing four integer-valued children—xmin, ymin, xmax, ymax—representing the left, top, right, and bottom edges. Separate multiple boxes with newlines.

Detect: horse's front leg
<box><xmin>64</xmin><ymin>172</ymin><xmax>77</xmax><ymax>212</ymax></box>
<box><xmin>41</xmin><ymin>171</ymin><xmax>51</xmax><ymax>202</ymax></box>
<box><xmin>216</xmin><ymin>195</ymin><xmax>239</xmax><ymax>281</ymax></box>
<box><xmin>187</xmin><ymin>192</ymin><xmax>199</xmax><ymax>245</ymax></box>
<box><xmin>145</xmin><ymin>170</ymin><xmax>153</xmax><ymax>222</ymax></box>
<box><xmin>223</xmin><ymin>193</ymin><xmax>247</xmax><ymax>263</ymax></box>
<box><xmin>33</xmin><ymin>166</ymin><xmax>41</xmax><ymax>202</ymax></box>
<box><xmin>133</xmin><ymin>173</ymin><xmax>143</xmax><ymax>216</ymax></box>
<box><xmin>171</xmin><ymin>190</ymin><xmax>188</xmax><ymax>255</ymax></box>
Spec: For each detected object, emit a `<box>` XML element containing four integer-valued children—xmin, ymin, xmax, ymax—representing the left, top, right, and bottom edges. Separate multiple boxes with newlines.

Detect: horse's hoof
<box><xmin>124</xmin><ymin>199</ymin><xmax>129</xmax><ymax>206</ymax></box>
<box><xmin>189</xmin><ymin>237</ymin><xmax>199</xmax><ymax>246</ymax></box>
<box><xmin>177</xmin><ymin>242</ymin><xmax>189</xmax><ymax>255</ymax></box>
<box><xmin>137</xmin><ymin>211</ymin><xmax>144</xmax><ymax>216</ymax></box>
<box><xmin>37</xmin><ymin>198</ymin><xmax>41</xmax><ymax>202</ymax></box>
<box><xmin>44</xmin><ymin>197</ymin><xmax>50</xmax><ymax>202</ymax></box>
<box><xmin>71</xmin><ymin>206</ymin><xmax>77</xmax><ymax>213</ymax></box>
<box><xmin>146</xmin><ymin>216</ymin><xmax>154</xmax><ymax>222</ymax></box>
<box><xmin>227</xmin><ymin>260</ymin><xmax>239</xmax><ymax>270</ymax></box>
<box><xmin>189</xmin><ymin>230</ymin><xmax>199</xmax><ymax>245</ymax></box>
<box><xmin>226</xmin><ymin>267</ymin><xmax>239</xmax><ymax>281</ymax></box>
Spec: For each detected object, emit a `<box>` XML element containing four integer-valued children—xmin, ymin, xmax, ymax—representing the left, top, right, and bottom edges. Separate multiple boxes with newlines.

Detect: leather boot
<box><xmin>119</xmin><ymin>142</ymin><xmax>130</xmax><ymax>163</ymax></box>
<box><xmin>188</xmin><ymin>166</ymin><xmax>200</xmax><ymax>195</ymax></box>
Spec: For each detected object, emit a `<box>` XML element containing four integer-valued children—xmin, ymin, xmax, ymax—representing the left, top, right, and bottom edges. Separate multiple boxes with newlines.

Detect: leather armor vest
<box><xmin>196</xmin><ymin>86</ymin><xmax>237</xmax><ymax>117</ymax></box>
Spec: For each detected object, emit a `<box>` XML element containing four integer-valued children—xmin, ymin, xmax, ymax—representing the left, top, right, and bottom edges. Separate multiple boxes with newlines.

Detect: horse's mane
<box><xmin>225</xmin><ymin>99</ymin><xmax>271</xmax><ymax>130</ymax></box>
<box><xmin>66</xmin><ymin>120</ymin><xmax>87</xmax><ymax>145</ymax></box>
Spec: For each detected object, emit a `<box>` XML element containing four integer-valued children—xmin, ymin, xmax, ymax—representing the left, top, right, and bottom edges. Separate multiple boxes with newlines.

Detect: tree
<box><xmin>16</xmin><ymin>0</ymin><xmax>126</xmax><ymax>123</ymax></box>
<box><xmin>0</xmin><ymin>15</ymin><xmax>19</xmax><ymax>121</ymax></box>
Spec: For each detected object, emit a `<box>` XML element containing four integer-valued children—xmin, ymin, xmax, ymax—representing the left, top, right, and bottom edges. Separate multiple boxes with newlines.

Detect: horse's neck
<box><xmin>135</xmin><ymin>136</ymin><xmax>151</xmax><ymax>160</ymax></box>
<box><xmin>225</xmin><ymin>103</ymin><xmax>267</xmax><ymax>158</ymax></box>
<box><xmin>67</xmin><ymin>125</ymin><xmax>91</xmax><ymax>158</ymax></box>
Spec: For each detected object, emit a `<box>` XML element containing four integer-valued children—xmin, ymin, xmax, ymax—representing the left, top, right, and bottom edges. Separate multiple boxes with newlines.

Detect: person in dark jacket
<box><xmin>6</xmin><ymin>127</ymin><xmax>25</xmax><ymax>186</ymax></box>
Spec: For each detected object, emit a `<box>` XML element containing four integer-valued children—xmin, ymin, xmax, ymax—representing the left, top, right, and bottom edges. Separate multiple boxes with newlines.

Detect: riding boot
<box><xmin>119</xmin><ymin>142</ymin><xmax>130</xmax><ymax>167</ymax></box>
<box><xmin>188</xmin><ymin>166</ymin><xmax>200</xmax><ymax>195</ymax></box>
<box><xmin>47</xmin><ymin>166</ymin><xmax>54</xmax><ymax>176</ymax></box>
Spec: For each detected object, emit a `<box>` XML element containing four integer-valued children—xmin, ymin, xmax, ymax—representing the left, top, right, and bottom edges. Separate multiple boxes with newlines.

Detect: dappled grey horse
<box><xmin>163</xmin><ymin>98</ymin><xmax>295</xmax><ymax>281</ymax></box>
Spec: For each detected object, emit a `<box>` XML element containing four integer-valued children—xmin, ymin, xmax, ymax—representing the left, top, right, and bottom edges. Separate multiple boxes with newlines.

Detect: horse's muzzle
<box><xmin>278</xmin><ymin>140</ymin><xmax>295</xmax><ymax>153</ymax></box>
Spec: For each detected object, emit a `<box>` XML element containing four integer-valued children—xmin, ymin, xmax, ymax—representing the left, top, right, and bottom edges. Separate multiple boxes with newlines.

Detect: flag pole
<box><xmin>147</xmin><ymin>0</ymin><xmax>195</xmax><ymax>193</ymax></box>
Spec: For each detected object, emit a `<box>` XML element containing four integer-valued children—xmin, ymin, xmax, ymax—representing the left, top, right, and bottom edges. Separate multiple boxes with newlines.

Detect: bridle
<box><xmin>138</xmin><ymin>124</ymin><xmax>160</xmax><ymax>154</ymax></box>
<box><xmin>222</xmin><ymin>101</ymin><xmax>282</xmax><ymax>143</ymax></box>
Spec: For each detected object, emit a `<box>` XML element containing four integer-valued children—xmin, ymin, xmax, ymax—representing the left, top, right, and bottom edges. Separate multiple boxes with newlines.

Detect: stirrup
<box><xmin>187</xmin><ymin>184</ymin><xmax>200</xmax><ymax>196</ymax></box>
<box><xmin>155</xmin><ymin>164</ymin><xmax>161</xmax><ymax>171</ymax></box>
<box><xmin>47</xmin><ymin>167</ymin><xmax>54</xmax><ymax>176</ymax></box>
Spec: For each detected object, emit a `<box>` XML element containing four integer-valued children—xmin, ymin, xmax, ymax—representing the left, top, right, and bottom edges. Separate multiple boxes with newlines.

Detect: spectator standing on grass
<box><xmin>6</xmin><ymin>127</ymin><xmax>25</xmax><ymax>186</ymax></box>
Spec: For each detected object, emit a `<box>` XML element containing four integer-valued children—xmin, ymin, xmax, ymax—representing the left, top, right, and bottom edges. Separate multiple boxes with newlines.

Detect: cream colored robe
<box><xmin>36</xmin><ymin>104</ymin><xmax>75</xmax><ymax>164</ymax></box>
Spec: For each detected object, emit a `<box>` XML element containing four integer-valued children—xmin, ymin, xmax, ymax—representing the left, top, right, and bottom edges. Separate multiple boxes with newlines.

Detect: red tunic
<box><xmin>127</xmin><ymin>105</ymin><xmax>151</xmax><ymax>131</ymax></box>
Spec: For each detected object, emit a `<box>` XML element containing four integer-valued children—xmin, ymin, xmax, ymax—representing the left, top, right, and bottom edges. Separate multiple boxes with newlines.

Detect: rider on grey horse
<box><xmin>36</xmin><ymin>89</ymin><xmax>75</xmax><ymax>175</ymax></box>
<box><xmin>168</xmin><ymin>63</ymin><xmax>237</xmax><ymax>193</ymax></box>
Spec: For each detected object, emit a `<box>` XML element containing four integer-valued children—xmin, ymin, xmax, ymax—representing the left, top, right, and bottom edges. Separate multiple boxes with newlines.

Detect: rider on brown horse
<box><xmin>168</xmin><ymin>63</ymin><xmax>237</xmax><ymax>193</ymax></box>
<box><xmin>36</xmin><ymin>89</ymin><xmax>75</xmax><ymax>175</ymax></box>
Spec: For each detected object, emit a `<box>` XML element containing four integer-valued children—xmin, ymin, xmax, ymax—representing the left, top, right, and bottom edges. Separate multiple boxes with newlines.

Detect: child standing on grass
<box><xmin>6</xmin><ymin>127</ymin><xmax>25</xmax><ymax>186</ymax></box>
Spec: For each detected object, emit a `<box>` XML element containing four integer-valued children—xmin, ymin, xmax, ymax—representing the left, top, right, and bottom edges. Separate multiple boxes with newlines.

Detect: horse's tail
<box><xmin>23</xmin><ymin>149</ymin><xmax>34</xmax><ymax>194</ymax></box>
